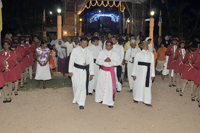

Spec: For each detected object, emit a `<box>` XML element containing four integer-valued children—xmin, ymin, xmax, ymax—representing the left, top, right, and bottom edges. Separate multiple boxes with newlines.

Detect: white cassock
<box><xmin>95</xmin><ymin>49</ymin><xmax>120</xmax><ymax>106</ymax></box>
<box><xmin>68</xmin><ymin>46</ymin><xmax>94</xmax><ymax>106</ymax></box>
<box><xmin>131</xmin><ymin>50</ymin><xmax>155</xmax><ymax>104</ymax></box>
<box><xmin>88</xmin><ymin>44</ymin><xmax>102</xmax><ymax>93</ymax></box>
<box><xmin>125</xmin><ymin>47</ymin><xmax>141</xmax><ymax>90</ymax></box>
<box><xmin>112</xmin><ymin>43</ymin><xmax>124</xmax><ymax>91</ymax></box>
<box><xmin>148</xmin><ymin>43</ymin><xmax>153</xmax><ymax>53</ymax></box>
<box><xmin>88</xmin><ymin>40</ymin><xmax>103</xmax><ymax>48</ymax></box>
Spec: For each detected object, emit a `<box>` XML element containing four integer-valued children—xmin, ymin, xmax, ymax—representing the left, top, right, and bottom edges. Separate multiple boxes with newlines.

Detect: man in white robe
<box><xmin>95</xmin><ymin>40</ymin><xmax>120</xmax><ymax>108</ymax></box>
<box><xmin>125</xmin><ymin>39</ymin><xmax>141</xmax><ymax>92</ymax></box>
<box><xmin>68</xmin><ymin>37</ymin><xmax>94</xmax><ymax>110</ymax></box>
<box><xmin>88</xmin><ymin>32</ymin><xmax>103</xmax><ymax>47</ymax></box>
<box><xmin>88</xmin><ymin>36</ymin><xmax>102</xmax><ymax>95</ymax></box>
<box><xmin>111</xmin><ymin>36</ymin><xmax>124</xmax><ymax>92</ymax></box>
<box><xmin>50</xmin><ymin>35</ymin><xmax>57</xmax><ymax>46</ymax></box>
<box><xmin>132</xmin><ymin>41</ymin><xmax>155</xmax><ymax>106</ymax></box>
<box><xmin>145</xmin><ymin>37</ymin><xmax>153</xmax><ymax>53</ymax></box>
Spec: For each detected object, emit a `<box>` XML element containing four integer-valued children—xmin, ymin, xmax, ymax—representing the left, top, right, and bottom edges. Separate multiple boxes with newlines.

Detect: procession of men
<box><xmin>68</xmin><ymin>33</ymin><xmax>155</xmax><ymax>110</ymax></box>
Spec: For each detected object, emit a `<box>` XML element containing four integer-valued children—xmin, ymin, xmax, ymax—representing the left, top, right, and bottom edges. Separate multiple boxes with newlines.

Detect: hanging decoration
<box><xmin>87</xmin><ymin>12</ymin><xmax>119</xmax><ymax>23</ymax></box>
<box><xmin>77</xmin><ymin>0</ymin><xmax>125</xmax><ymax>15</ymax></box>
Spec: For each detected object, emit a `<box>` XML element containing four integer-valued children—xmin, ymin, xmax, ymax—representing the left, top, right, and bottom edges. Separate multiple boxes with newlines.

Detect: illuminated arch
<box><xmin>87</xmin><ymin>13</ymin><xmax>120</xmax><ymax>23</ymax></box>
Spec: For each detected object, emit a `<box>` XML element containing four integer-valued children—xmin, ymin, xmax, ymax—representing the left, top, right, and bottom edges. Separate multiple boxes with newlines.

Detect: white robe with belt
<box><xmin>112</xmin><ymin>43</ymin><xmax>124</xmax><ymax>91</ymax></box>
<box><xmin>68</xmin><ymin>46</ymin><xmax>94</xmax><ymax>106</ymax></box>
<box><xmin>95</xmin><ymin>50</ymin><xmax>120</xmax><ymax>106</ymax></box>
<box><xmin>88</xmin><ymin>44</ymin><xmax>102</xmax><ymax>93</ymax></box>
<box><xmin>125</xmin><ymin>47</ymin><xmax>141</xmax><ymax>90</ymax></box>
<box><xmin>131</xmin><ymin>50</ymin><xmax>155</xmax><ymax>104</ymax></box>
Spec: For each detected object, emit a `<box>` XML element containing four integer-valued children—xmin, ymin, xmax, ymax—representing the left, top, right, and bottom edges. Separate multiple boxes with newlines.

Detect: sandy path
<box><xmin>0</xmin><ymin>75</ymin><xmax>199</xmax><ymax>133</ymax></box>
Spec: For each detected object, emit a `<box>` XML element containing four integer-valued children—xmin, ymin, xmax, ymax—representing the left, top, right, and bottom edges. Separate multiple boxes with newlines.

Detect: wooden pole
<box><xmin>57</xmin><ymin>15</ymin><xmax>62</xmax><ymax>39</ymax></box>
<box><xmin>74</xmin><ymin>0</ymin><xmax>77</xmax><ymax>36</ymax></box>
<box><xmin>79</xmin><ymin>21</ymin><xmax>82</xmax><ymax>36</ymax></box>
<box><xmin>149</xmin><ymin>18</ymin><xmax>154</xmax><ymax>48</ymax></box>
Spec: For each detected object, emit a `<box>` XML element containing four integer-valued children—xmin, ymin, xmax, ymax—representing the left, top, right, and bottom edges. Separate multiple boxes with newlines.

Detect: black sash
<box><xmin>115</xmin><ymin>65</ymin><xmax>122</xmax><ymax>84</ymax></box>
<box><xmin>138</xmin><ymin>62</ymin><xmax>151</xmax><ymax>87</ymax></box>
<box><xmin>74</xmin><ymin>63</ymin><xmax>90</xmax><ymax>95</ymax></box>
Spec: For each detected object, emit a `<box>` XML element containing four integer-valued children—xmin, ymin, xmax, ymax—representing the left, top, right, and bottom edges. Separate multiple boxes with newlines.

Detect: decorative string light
<box><xmin>87</xmin><ymin>12</ymin><xmax>119</xmax><ymax>23</ymax></box>
<box><xmin>77</xmin><ymin>0</ymin><xmax>126</xmax><ymax>15</ymax></box>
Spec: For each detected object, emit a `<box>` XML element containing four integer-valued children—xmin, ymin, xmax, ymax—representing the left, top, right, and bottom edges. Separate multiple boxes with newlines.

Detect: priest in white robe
<box><xmin>95</xmin><ymin>40</ymin><xmax>120</xmax><ymax>108</ymax></box>
<box><xmin>131</xmin><ymin>41</ymin><xmax>155</xmax><ymax>106</ymax></box>
<box><xmin>125</xmin><ymin>39</ymin><xmax>141</xmax><ymax>92</ymax></box>
<box><xmin>111</xmin><ymin>36</ymin><xmax>124</xmax><ymax>92</ymax></box>
<box><xmin>68</xmin><ymin>37</ymin><xmax>94</xmax><ymax>110</ymax></box>
<box><xmin>88</xmin><ymin>36</ymin><xmax>102</xmax><ymax>95</ymax></box>
<box><xmin>145</xmin><ymin>37</ymin><xmax>153</xmax><ymax>53</ymax></box>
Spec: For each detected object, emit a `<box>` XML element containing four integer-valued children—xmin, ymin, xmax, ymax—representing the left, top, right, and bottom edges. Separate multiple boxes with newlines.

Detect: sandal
<box><xmin>191</xmin><ymin>96</ymin><xmax>195</xmax><ymax>101</ymax></box>
<box><xmin>14</xmin><ymin>91</ymin><xmax>18</xmax><ymax>96</ymax></box>
<box><xmin>161</xmin><ymin>76</ymin><xmax>164</xmax><ymax>80</ymax></box>
<box><xmin>145</xmin><ymin>104</ymin><xmax>153</xmax><ymax>107</ymax></box>
<box><xmin>169</xmin><ymin>83</ymin><xmax>172</xmax><ymax>87</ymax></box>
<box><xmin>176</xmin><ymin>88</ymin><xmax>180</xmax><ymax>92</ymax></box>
<box><xmin>180</xmin><ymin>92</ymin><xmax>183</xmax><ymax>96</ymax></box>
<box><xmin>7</xmin><ymin>98</ymin><xmax>12</xmax><ymax>103</ymax></box>
<box><xmin>198</xmin><ymin>103</ymin><xmax>200</xmax><ymax>107</ymax></box>
<box><xmin>43</xmin><ymin>86</ymin><xmax>46</xmax><ymax>89</ymax></box>
<box><xmin>3</xmin><ymin>98</ymin><xmax>7</xmax><ymax>103</ymax></box>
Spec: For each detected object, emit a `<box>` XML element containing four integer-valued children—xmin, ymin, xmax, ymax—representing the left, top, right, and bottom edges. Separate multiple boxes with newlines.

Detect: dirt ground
<box><xmin>0</xmin><ymin>75</ymin><xmax>200</xmax><ymax>133</ymax></box>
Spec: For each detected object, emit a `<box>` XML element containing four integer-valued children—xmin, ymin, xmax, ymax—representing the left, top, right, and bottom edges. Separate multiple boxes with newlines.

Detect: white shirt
<box><xmin>125</xmin><ymin>47</ymin><xmax>141</xmax><ymax>62</ymax></box>
<box><xmin>112</xmin><ymin>43</ymin><xmax>124</xmax><ymax>64</ymax></box>
<box><xmin>50</xmin><ymin>39</ymin><xmax>58</xmax><ymax>46</ymax></box>
<box><xmin>63</xmin><ymin>42</ymin><xmax>76</xmax><ymax>57</ymax></box>
<box><xmin>88</xmin><ymin>44</ymin><xmax>102</xmax><ymax>59</ymax></box>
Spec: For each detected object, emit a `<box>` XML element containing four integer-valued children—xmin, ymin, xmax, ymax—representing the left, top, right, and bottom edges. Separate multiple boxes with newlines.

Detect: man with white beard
<box><xmin>88</xmin><ymin>36</ymin><xmax>102</xmax><ymax>95</ymax></box>
<box><xmin>132</xmin><ymin>41</ymin><xmax>155</xmax><ymax>107</ymax></box>
<box><xmin>111</xmin><ymin>36</ymin><xmax>124</xmax><ymax>92</ymax></box>
<box><xmin>95</xmin><ymin>40</ymin><xmax>120</xmax><ymax>108</ymax></box>
<box><xmin>125</xmin><ymin>39</ymin><xmax>141</xmax><ymax>92</ymax></box>
<box><xmin>68</xmin><ymin>37</ymin><xmax>94</xmax><ymax>110</ymax></box>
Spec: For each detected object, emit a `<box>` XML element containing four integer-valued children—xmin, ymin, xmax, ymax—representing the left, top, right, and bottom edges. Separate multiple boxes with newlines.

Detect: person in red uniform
<box><xmin>24</xmin><ymin>34</ymin><xmax>35</xmax><ymax>80</ymax></box>
<box><xmin>165</xmin><ymin>37</ymin><xmax>179</xmax><ymax>87</ymax></box>
<box><xmin>180</xmin><ymin>44</ymin><xmax>196</xmax><ymax>96</ymax></box>
<box><xmin>174</xmin><ymin>40</ymin><xmax>186</xmax><ymax>92</ymax></box>
<box><xmin>0</xmin><ymin>56</ymin><xmax>6</xmax><ymax>89</ymax></box>
<box><xmin>0</xmin><ymin>39</ymin><xmax>17</xmax><ymax>103</ymax></box>
<box><xmin>191</xmin><ymin>44</ymin><xmax>200</xmax><ymax>102</ymax></box>
<box><xmin>193</xmin><ymin>49</ymin><xmax>200</xmax><ymax>107</ymax></box>
<box><xmin>10</xmin><ymin>42</ymin><xmax>22</xmax><ymax>95</ymax></box>
<box><xmin>12</xmin><ymin>36</ymin><xmax>26</xmax><ymax>88</ymax></box>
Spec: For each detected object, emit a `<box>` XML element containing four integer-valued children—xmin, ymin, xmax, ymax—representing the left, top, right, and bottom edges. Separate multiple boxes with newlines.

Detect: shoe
<box><xmin>108</xmin><ymin>106</ymin><xmax>113</xmax><ymax>108</ymax></box>
<box><xmin>43</xmin><ymin>86</ymin><xmax>46</xmax><ymax>89</ymax></box>
<box><xmin>93</xmin><ymin>90</ymin><xmax>95</xmax><ymax>92</ymax></box>
<box><xmin>117</xmin><ymin>90</ymin><xmax>120</xmax><ymax>93</ymax></box>
<box><xmin>89</xmin><ymin>93</ymin><xmax>93</xmax><ymax>95</ymax></box>
<box><xmin>191</xmin><ymin>96</ymin><xmax>195</xmax><ymax>101</ymax></box>
<box><xmin>176</xmin><ymin>88</ymin><xmax>180</xmax><ymax>92</ymax></box>
<box><xmin>197</xmin><ymin>98</ymin><xmax>199</xmax><ymax>103</ymax></box>
<box><xmin>145</xmin><ymin>104</ymin><xmax>153</xmax><ymax>107</ymax></box>
<box><xmin>79</xmin><ymin>106</ymin><xmax>84</xmax><ymax>110</ymax></box>
<box><xmin>198</xmin><ymin>103</ymin><xmax>200</xmax><ymax>107</ymax></box>
<box><xmin>14</xmin><ymin>91</ymin><xmax>18</xmax><ymax>96</ymax></box>
<box><xmin>180</xmin><ymin>92</ymin><xmax>183</xmax><ymax>96</ymax></box>
<box><xmin>99</xmin><ymin>101</ymin><xmax>102</xmax><ymax>103</ymax></box>
<box><xmin>172</xmin><ymin>83</ymin><xmax>176</xmax><ymax>87</ymax></box>
<box><xmin>7</xmin><ymin>98</ymin><xmax>12</xmax><ymax>103</ymax></box>
<box><xmin>3</xmin><ymin>98</ymin><xmax>7</xmax><ymax>103</ymax></box>
<box><xmin>133</xmin><ymin>100</ymin><xmax>138</xmax><ymax>103</ymax></box>
<box><xmin>169</xmin><ymin>83</ymin><xmax>172</xmax><ymax>87</ymax></box>
<box><xmin>129</xmin><ymin>90</ymin><xmax>133</xmax><ymax>92</ymax></box>
<box><xmin>20</xmin><ymin>86</ymin><xmax>23</xmax><ymax>88</ymax></box>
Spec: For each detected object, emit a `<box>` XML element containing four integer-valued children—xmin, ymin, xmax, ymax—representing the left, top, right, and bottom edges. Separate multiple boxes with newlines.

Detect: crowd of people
<box><xmin>0</xmin><ymin>32</ymin><xmax>200</xmax><ymax>110</ymax></box>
